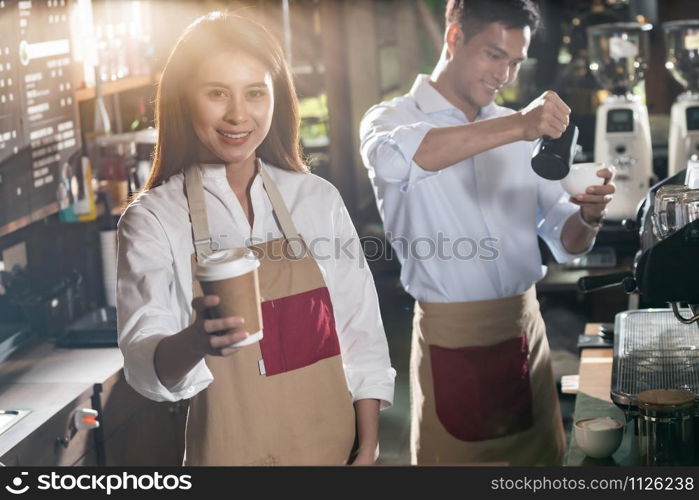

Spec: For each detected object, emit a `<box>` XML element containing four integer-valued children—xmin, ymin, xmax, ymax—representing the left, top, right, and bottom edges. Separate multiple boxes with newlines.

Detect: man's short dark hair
<box><xmin>445</xmin><ymin>0</ymin><xmax>541</xmax><ymax>41</ymax></box>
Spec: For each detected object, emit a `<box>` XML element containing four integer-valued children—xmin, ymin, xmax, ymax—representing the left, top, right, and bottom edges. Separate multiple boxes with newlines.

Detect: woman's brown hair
<box><xmin>145</xmin><ymin>11</ymin><xmax>307</xmax><ymax>189</ymax></box>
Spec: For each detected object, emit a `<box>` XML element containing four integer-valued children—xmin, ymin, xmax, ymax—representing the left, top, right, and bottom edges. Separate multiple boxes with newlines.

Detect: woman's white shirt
<box><xmin>116</xmin><ymin>161</ymin><xmax>396</xmax><ymax>408</ymax></box>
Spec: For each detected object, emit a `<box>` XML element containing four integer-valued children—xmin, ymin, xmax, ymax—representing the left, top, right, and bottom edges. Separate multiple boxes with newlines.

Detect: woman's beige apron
<box><xmin>410</xmin><ymin>287</ymin><xmax>565</xmax><ymax>465</ymax></box>
<box><xmin>182</xmin><ymin>163</ymin><xmax>356</xmax><ymax>466</ymax></box>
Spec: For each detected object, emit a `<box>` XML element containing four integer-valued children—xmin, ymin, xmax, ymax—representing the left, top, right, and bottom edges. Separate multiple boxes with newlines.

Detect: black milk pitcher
<box><xmin>531</xmin><ymin>124</ymin><xmax>579</xmax><ymax>180</ymax></box>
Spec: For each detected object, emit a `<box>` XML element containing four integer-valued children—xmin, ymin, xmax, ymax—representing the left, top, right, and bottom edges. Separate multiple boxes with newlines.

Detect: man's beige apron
<box><xmin>182</xmin><ymin>163</ymin><xmax>356</xmax><ymax>466</ymax></box>
<box><xmin>410</xmin><ymin>287</ymin><xmax>565</xmax><ymax>465</ymax></box>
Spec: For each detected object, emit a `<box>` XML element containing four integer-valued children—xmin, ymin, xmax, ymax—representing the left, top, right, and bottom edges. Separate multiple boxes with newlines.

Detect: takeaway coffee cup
<box><xmin>561</xmin><ymin>162</ymin><xmax>609</xmax><ymax>197</ymax></box>
<box><xmin>195</xmin><ymin>248</ymin><xmax>263</xmax><ymax>347</ymax></box>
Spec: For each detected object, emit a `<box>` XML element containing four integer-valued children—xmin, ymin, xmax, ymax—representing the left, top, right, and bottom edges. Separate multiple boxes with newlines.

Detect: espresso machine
<box><xmin>579</xmin><ymin>171</ymin><xmax>699</xmax><ymax>465</ymax></box>
<box><xmin>663</xmin><ymin>20</ymin><xmax>699</xmax><ymax>177</ymax></box>
<box><xmin>587</xmin><ymin>22</ymin><xmax>654</xmax><ymax>221</ymax></box>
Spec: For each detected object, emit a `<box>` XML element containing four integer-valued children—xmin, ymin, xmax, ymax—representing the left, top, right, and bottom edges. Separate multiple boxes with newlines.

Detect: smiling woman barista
<box><xmin>116</xmin><ymin>12</ymin><xmax>395</xmax><ymax>466</ymax></box>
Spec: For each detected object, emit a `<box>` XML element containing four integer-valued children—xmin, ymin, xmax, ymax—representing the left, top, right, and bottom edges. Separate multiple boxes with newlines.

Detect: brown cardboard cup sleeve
<box><xmin>196</xmin><ymin>248</ymin><xmax>263</xmax><ymax>347</ymax></box>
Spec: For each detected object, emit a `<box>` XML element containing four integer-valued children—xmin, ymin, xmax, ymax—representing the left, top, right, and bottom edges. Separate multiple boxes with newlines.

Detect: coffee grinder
<box><xmin>663</xmin><ymin>20</ymin><xmax>699</xmax><ymax>177</ymax></box>
<box><xmin>587</xmin><ymin>22</ymin><xmax>654</xmax><ymax>221</ymax></box>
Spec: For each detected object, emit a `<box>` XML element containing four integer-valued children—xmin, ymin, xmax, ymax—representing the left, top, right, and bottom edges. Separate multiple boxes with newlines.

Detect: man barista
<box><xmin>360</xmin><ymin>0</ymin><xmax>615</xmax><ymax>465</ymax></box>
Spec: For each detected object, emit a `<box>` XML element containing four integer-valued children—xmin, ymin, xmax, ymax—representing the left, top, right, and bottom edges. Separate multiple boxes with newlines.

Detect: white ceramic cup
<box><xmin>561</xmin><ymin>162</ymin><xmax>608</xmax><ymax>197</ymax></box>
<box><xmin>574</xmin><ymin>417</ymin><xmax>624</xmax><ymax>459</ymax></box>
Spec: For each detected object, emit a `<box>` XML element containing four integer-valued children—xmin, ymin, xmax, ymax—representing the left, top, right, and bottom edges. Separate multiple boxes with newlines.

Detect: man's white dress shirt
<box><xmin>360</xmin><ymin>75</ymin><xmax>589</xmax><ymax>303</ymax></box>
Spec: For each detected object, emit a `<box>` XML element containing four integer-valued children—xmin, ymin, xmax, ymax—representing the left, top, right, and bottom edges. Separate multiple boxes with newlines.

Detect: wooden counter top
<box><xmin>565</xmin><ymin>323</ymin><xmax>637</xmax><ymax>466</ymax></box>
<box><xmin>577</xmin><ymin>323</ymin><xmax>613</xmax><ymax>403</ymax></box>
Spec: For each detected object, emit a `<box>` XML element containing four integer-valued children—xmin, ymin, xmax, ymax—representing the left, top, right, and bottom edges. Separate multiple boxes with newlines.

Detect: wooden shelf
<box><xmin>75</xmin><ymin>75</ymin><xmax>154</xmax><ymax>102</ymax></box>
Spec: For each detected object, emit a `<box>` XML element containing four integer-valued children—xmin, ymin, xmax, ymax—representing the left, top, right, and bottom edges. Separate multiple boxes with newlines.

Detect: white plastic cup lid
<box><xmin>196</xmin><ymin>248</ymin><xmax>260</xmax><ymax>281</ymax></box>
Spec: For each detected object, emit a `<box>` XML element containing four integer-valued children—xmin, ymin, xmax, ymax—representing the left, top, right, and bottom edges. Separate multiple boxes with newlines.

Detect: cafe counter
<box><xmin>0</xmin><ymin>340</ymin><xmax>187</xmax><ymax>466</ymax></box>
<box><xmin>564</xmin><ymin>323</ymin><xmax>638</xmax><ymax>466</ymax></box>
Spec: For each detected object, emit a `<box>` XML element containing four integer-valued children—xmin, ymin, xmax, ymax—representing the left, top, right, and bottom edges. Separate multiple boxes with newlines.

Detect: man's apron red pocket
<box><xmin>429</xmin><ymin>335</ymin><xmax>534</xmax><ymax>441</ymax></box>
<box><xmin>259</xmin><ymin>287</ymin><xmax>341</xmax><ymax>376</ymax></box>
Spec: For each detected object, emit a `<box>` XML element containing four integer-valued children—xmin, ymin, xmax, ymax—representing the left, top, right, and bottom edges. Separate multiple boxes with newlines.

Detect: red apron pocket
<box><xmin>429</xmin><ymin>335</ymin><xmax>533</xmax><ymax>441</ymax></box>
<box><xmin>259</xmin><ymin>287</ymin><xmax>341</xmax><ymax>376</ymax></box>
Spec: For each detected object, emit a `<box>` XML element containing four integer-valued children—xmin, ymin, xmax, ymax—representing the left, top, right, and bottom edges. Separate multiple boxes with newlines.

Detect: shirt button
<box><xmin>187</xmin><ymin>387</ymin><xmax>194</xmax><ymax>393</ymax></box>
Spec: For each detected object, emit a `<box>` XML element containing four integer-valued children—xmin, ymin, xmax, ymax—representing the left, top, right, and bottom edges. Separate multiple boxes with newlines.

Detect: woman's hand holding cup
<box><xmin>194</xmin><ymin>248</ymin><xmax>264</xmax><ymax>351</ymax></box>
<box><xmin>190</xmin><ymin>295</ymin><xmax>249</xmax><ymax>357</ymax></box>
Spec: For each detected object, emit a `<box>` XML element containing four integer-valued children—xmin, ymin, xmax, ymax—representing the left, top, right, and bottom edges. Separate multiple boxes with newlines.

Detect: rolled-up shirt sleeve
<box><xmin>360</xmin><ymin>103</ymin><xmax>439</xmax><ymax>193</ymax></box>
<box><xmin>116</xmin><ymin>203</ymin><xmax>213</xmax><ymax>402</ymax></box>
<box><xmin>536</xmin><ymin>178</ymin><xmax>595</xmax><ymax>262</ymax></box>
<box><xmin>325</xmin><ymin>191</ymin><xmax>396</xmax><ymax>410</ymax></box>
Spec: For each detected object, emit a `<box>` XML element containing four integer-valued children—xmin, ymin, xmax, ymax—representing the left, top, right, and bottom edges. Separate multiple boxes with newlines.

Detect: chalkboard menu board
<box><xmin>0</xmin><ymin>0</ymin><xmax>81</xmax><ymax>236</ymax></box>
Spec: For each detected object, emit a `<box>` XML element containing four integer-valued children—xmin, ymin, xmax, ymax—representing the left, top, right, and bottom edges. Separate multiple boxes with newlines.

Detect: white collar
<box><xmin>197</xmin><ymin>159</ymin><xmax>267</xmax><ymax>179</ymax></box>
<box><xmin>409</xmin><ymin>75</ymin><xmax>455</xmax><ymax>114</ymax></box>
<box><xmin>409</xmin><ymin>74</ymin><xmax>499</xmax><ymax>120</ymax></box>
